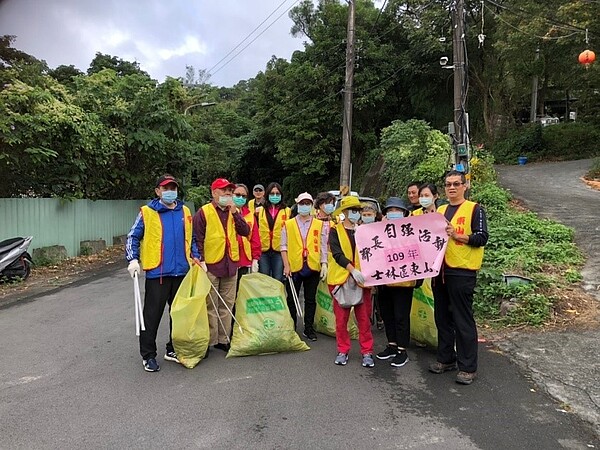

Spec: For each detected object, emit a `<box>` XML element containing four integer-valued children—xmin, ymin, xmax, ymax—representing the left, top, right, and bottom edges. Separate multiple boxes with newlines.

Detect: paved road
<box><xmin>496</xmin><ymin>159</ymin><xmax>600</xmax><ymax>437</ymax></box>
<box><xmin>2</xmin><ymin>270</ymin><xmax>598</xmax><ymax>449</ymax></box>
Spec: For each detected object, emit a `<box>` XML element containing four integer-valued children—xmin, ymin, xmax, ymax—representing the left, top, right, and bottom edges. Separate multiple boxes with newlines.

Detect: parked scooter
<box><xmin>0</xmin><ymin>236</ymin><xmax>33</xmax><ymax>283</ymax></box>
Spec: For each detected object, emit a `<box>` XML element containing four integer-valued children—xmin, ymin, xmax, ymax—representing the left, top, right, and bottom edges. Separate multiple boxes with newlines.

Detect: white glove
<box><xmin>199</xmin><ymin>261</ymin><xmax>208</xmax><ymax>272</ymax></box>
<box><xmin>127</xmin><ymin>259</ymin><xmax>140</xmax><ymax>278</ymax></box>
<box><xmin>351</xmin><ymin>268</ymin><xmax>365</xmax><ymax>285</ymax></box>
<box><xmin>320</xmin><ymin>263</ymin><xmax>328</xmax><ymax>281</ymax></box>
<box><xmin>251</xmin><ymin>259</ymin><xmax>259</xmax><ymax>273</ymax></box>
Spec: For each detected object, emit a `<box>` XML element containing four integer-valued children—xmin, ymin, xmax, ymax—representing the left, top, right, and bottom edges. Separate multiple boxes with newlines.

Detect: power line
<box><xmin>209</xmin><ymin>0</ymin><xmax>300</xmax><ymax>77</ymax></box>
<box><xmin>206</xmin><ymin>0</ymin><xmax>293</xmax><ymax>75</ymax></box>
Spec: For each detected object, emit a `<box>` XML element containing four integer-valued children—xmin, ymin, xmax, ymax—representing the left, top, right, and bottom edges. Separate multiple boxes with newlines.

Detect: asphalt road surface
<box><xmin>1</xmin><ymin>269</ymin><xmax>599</xmax><ymax>449</ymax></box>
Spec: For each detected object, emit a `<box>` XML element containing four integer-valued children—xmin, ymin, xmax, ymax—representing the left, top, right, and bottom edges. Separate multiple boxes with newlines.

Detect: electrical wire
<box><xmin>209</xmin><ymin>0</ymin><xmax>300</xmax><ymax>77</ymax></box>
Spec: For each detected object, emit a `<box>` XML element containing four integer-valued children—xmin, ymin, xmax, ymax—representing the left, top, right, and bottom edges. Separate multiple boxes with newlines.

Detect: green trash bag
<box><xmin>227</xmin><ymin>273</ymin><xmax>310</xmax><ymax>357</ymax></box>
<box><xmin>410</xmin><ymin>278</ymin><xmax>438</xmax><ymax>348</ymax></box>
<box><xmin>170</xmin><ymin>265</ymin><xmax>211</xmax><ymax>368</ymax></box>
<box><xmin>314</xmin><ymin>281</ymin><xmax>359</xmax><ymax>340</ymax></box>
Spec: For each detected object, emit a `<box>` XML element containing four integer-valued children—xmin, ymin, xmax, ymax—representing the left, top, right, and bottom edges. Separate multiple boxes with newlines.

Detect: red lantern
<box><xmin>578</xmin><ymin>49</ymin><xmax>596</xmax><ymax>66</ymax></box>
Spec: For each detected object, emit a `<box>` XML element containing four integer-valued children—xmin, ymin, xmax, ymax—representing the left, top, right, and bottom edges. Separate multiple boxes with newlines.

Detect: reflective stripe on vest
<box><xmin>201</xmin><ymin>203</ymin><xmax>240</xmax><ymax>264</ymax></box>
<box><xmin>438</xmin><ymin>201</ymin><xmax>484</xmax><ymax>270</ymax></box>
<box><xmin>285</xmin><ymin>217</ymin><xmax>323</xmax><ymax>272</ymax></box>
<box><xmin>140</xmin><ymin>205</ymin><xmax>193</xmax><ymax>271</ymax></box>
<box><xmin>327</xmin><ymin>225</ymin><xmax>361</xmax><ymax>286</ymax></box>
<box><xmin>258</xmin><ymin>207</ymin><xmax>290</xmax><ymax>252</ymax></box>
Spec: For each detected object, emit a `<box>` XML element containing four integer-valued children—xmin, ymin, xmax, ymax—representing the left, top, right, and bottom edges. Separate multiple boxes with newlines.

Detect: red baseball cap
<box><xmin>155</xmin><ymin>175</ymin><xmax>179</xmax><ymax>188</ymax></box>
<box><xmin>211</xmin><ymin>178</ymin><xmax>236</xmax><ymax>190</ymax></box>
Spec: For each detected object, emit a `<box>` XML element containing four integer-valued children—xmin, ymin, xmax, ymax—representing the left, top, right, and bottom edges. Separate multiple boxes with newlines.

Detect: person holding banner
<box><xmin>281</xmin><ymin>192</ymin><xmax>328</xmax><ymax>340</ymax></box>
<box><xmin>429</xmin><ymin>170</ymin><xmax>488</xmax><ymax>385</ymax></box>
<box><xmin>194</xmin><ymin>178</ymin><xmax>251</xmax><ymax>353</ymax></box>
<box><xmin>376</xmin><ymin>197</ymin><xmax>419</xmax><ymax>367</ymax></box>
<box><xmin>126</xmin><ymin>174</ymin><xmax>202</xmax><ymax>372</ymax></box>
<box><xmin>327</xmin><ymin>196</ymin><xmax>375</xmax><ymax>368</ymax></box>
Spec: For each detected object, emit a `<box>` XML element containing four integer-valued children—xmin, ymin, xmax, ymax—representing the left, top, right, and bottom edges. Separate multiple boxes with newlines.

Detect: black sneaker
<box><xmin>164</xmin><ymin>351</ymin><xmax>179</xmax><ymax>363</ymax></box>
<box><xmin>143</xmin><ymin>358</ymin><xmax>160</xmax><ymax>372</ymax></box>
<box><xmin>390</xmin><ymin>350</ymin><xmax>409</xmax><ymax>367</ymax></box>
<box><xmin>376</xmin><ymin>345</ymin><xmax>398</xmax><ymax>360</ymax></box>
<box><xmin>214</xmin><ymin>343</ymin><xmax>230</xmax><ymax>352</ymax></box>
<box><xmin>303</xmin><ymin>328</ymin><xmax>317</xmax><ymax>341</ymax></box>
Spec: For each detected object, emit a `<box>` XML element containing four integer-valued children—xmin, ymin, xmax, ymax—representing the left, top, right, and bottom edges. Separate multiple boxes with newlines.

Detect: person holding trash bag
<box><xmin>257</xmin><ymin>182</ymin><xmax>290</xmax><ymax>282</ymax></box>
<box><xmin>375</xmin><ymin>197</ymin><xmax>420</xmax><ymax>368</ymax></box>
<box><xmin>429</xmin><ymin>170</ymin><xmax>488</xmax><ymax>385</ymax></box>
<box><xmin>194</xmin><ymin>178</ymin><xmax>250</xmax><ymax>353</ymax></box>
<box><xmin>281</xmin><ymin>192</ymin><xmax>328</xmax><ymax>340</ymax></box>
<box><xmin>327</xmin><ymin>196</ymin><xmax>375</xmax><ymax>368</ymax></box>
<box><xmin>233</xmin><ymin>183</ymin><xmax>261</xmax><ymax>287</ymax></box>
<box><xmin>126</xmin><ymin>174</ymin><xmax>202</xmax><ymax>372</ymax></box>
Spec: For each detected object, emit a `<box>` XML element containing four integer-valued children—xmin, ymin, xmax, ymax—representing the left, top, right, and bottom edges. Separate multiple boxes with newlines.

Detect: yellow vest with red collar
<box><xmin>327</xmin><ymin>225</ymin><xmax>360</xmax><ymax>286</ymax></box>
<box><xmin>284</xmin><ymin>217</ymin><xmax>323</xmax><ymax>272</ymax></box>
<box><xmin>201</xmin><ymin>203</ymin><xmax>240</xmax><ymax>264</ymax></box>
<box><xmin>438</xmin><ymin>201</ymin><xmax>484</xmax><ymax>270</ymax></box>
<box><xmin>258</xmin><ymin>207</ymin><xmax>290</xmax><ymax>252</ymax></box>
<box><xmin>139</xmin><ymin>205</ymin><xmax>193</xmax><ymax>271</ymax></box>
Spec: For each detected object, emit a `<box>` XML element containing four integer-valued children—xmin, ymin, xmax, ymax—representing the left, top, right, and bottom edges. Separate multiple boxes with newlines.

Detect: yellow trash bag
<box><xmin>227</xmin><ymin>273</ymin><xmax>310</xmax><ymax>357</ymax></box>
<box><xmin>170</xmin><ymin>265</ymin><xmax>211</xmax><ymax>368</ymax></box>
<box><xmin>410</xmin><ymin>278</ymin><xmax>438</xmax><ymax>348</ymax></box>
<box><xmin>314</xmin><ymin>281</ymin><xmax>359</xmax><ymax>339</ymax></box>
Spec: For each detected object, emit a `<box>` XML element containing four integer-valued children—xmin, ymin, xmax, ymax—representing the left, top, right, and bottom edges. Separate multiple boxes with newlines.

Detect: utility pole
<box><xmin>530</xmin><ymin>48</ymin><xmax>540</xmax><ymax>123</ymax></box>
<box><xmin>451</xmin><ymin>0</ymin><xmax>468</xmax><ymax>172</ymax></box>
<box><xmin>339</xmin><ymin>0</ymin><xmax>356</xmax><ymax>196</ymax></box>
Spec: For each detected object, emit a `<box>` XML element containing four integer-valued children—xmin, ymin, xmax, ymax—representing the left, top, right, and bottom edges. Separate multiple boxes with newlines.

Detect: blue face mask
<box><xmin>218</xmin><ymin>195</ymin><xmax>231</xmax><ymax>207</ymax></box>
<box><xmin>323</xmin><ymin>203</ymin><xmax>335</xmax><ymax>215</ymax></box>
<box><xmin>419</xmin><ymin>197</ymin><xmax>434</xmax><ymax>208</ymax></box>
<box><xmin>387</xmin><ymin>212</ymin><xmax>404</xmax><ymax>220</ymax></box>
<box><xmin>361</xmin><ymin>215</ymin><xmax>375</xmax><ymax>224</ymax></box>
<box><xmin>233</xmin><ymin>196</ymin><xmax>246</xmax><ymax>207</ymax></box>
<box><xmin>161</xmin><ymin>190</ymin><xmax>177</xmax><ymax>204</ymax></box>
<box><xmin>347</xmin><ymin>211</ymin><xmax>361</xmax><ymax>223</ymax></box>
<box><xmin>269</xmin><ymin>194</ymin><xmax>281</xmax><ymax>204</ymax></box>
<box><xmin>297</xmin><ymin>204</ymin><xmax>312</xmax><ymax>216</ymax></box>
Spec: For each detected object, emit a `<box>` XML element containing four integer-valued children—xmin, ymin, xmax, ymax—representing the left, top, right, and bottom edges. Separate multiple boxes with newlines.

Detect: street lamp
<box><xmin>183</xmin><ymin>102</ymin><xmax>217</xmax><ymax>115</ymax></box>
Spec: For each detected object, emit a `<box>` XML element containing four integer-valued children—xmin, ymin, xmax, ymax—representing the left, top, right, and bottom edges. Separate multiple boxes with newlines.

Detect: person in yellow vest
<box><xmin>281</xmin><ymin>192</ymin><xmax>328</xmax><ymax>340</ymax></box>
<box><xmin>411</xmin><ymin>183</ymin><xmax>440</xmax><ymax>216</ymax></box>
<box><xmin>428</xmin><ymin>170</ymin><xmax>488</xmax><ymax>385</ymax></box>
<box><xmin>126</xmin><ymin>174</ymin><xmax>201</xmax><ymax>372</ymax></box>
<box><xmin>257</xmin><ymin>182</ymin><xmax>291</xmax><ymax>282</ymax></box>
<box><xmin>247</xmin><ymin>184</ymin><xmax>265</xmax><ymax>215</ymax></box>
<box><xmin>375</xmin><ymin>197</ymin><xmax>420</xmax><ymax>368</ymax></box>
<box><xmin>327</xmin><ymin>196</ymin><xmax>375</xmax><ymax>368</ymax></box>
<box><xmin>193</xmin><ymin>178</ymin><xmax>250</xmax><ymax>353</ymax></box>
<box><xmin>233</xmin><ymin>183</ymin><xmax>261</xmax><ymax>287</ymax></box>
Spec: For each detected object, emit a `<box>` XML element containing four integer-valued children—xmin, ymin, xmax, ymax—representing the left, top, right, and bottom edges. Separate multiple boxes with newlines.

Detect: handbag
<box><xmin>332</xmin><ymin>277</ymin><xmax>364</xmax><ymax>308</ymax></box>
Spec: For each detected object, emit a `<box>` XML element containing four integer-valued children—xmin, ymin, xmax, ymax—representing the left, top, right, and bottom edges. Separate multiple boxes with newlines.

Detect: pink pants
<box><xmin>330</xmin><ymin>285</ymin><xmax>374</xmax><ymax>355</ymax></box>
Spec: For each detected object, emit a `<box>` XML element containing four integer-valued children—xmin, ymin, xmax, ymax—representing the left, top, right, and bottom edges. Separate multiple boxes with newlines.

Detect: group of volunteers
<box><xmin>125</xmin><ymin>170</ymin><xmax>488</xmax><ymax>385</ymax></box>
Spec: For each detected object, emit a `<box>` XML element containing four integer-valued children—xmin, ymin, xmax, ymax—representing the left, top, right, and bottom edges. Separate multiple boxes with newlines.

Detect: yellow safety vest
<box><xmin>201</xmin><ymin>203</ymin><xmax>240</xmax><ymax>264</ymax></box>
<box><xmin>240</xmin><ymin>209</ymin><xmax>255</xmax><ymax>260</ymax></box>
<box><xmin>139</xmin><ymin>205</ymin><xmax>193</xmax><ymax>271</ymax></box>
<box><xmin>327</xmin><ymin>225</ymin><xmax>361</xmax><ymax>286</ymax></box>
<box><xmin>258</xmin><ymin>207</ymin><xmax>290</xmax><ymax>252</ymax></box>
<box><xmin>284</xmin><ymin>217</ymin><xmax>323</xmax><ymax>272</ymax></box>
<box><xmin>411</xmin><ymin>207</ymin><xmax>424</xmax><ymax>216</ymax></box>
<box><xmin>438</xmin><ymin>201</ymin><xmax>484</xmax><ymax>270</ymax></box>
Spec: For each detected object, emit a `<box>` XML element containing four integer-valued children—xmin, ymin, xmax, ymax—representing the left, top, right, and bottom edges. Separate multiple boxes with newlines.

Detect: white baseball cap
<box><xmin>295</xmin><ymin>192</ymin><xmax>313</xmax><ymax>203</ymax></box>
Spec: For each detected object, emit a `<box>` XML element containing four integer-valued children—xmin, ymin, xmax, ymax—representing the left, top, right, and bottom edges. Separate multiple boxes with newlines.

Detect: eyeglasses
<box><xmin>253</xmin><ymin>188</ymin><xmax>263</xmax><ymax>192</ymax></box>
<box><xmin>234</xmin><ymin>193</ymin><xmax>247</xmax><ymax>198</ymax></box>
<box><xmin>346</xmin><ymin>208</ymin><xmax>361</xmax><ymax>214</ymax></box>
<box><xmin>444</xmin><ymin>181</ymin><xmax>464</xmax><ymax>188</ymax></box>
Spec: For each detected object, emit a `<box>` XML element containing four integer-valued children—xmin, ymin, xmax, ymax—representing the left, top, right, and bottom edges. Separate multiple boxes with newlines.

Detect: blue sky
<box><xmin>0</xmin><ymin>0</ymin><xmax>309</xmax><ymax>86</ymax></box>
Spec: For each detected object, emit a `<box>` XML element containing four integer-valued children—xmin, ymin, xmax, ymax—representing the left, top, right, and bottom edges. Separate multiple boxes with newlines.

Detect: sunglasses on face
<box><xmin>444</xmin><ymin>181</ymin><xmax>464</xmax><ymax>188</ymax></box>
<box><xmin>234</xmin><ymin>193</ymin><xmax>247</xmax><ymax>198</ymax></box>
<box><xmin>254</xmin><ymin>188</ymin><xmax>263</xmax><ymax>192</ymax></box>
